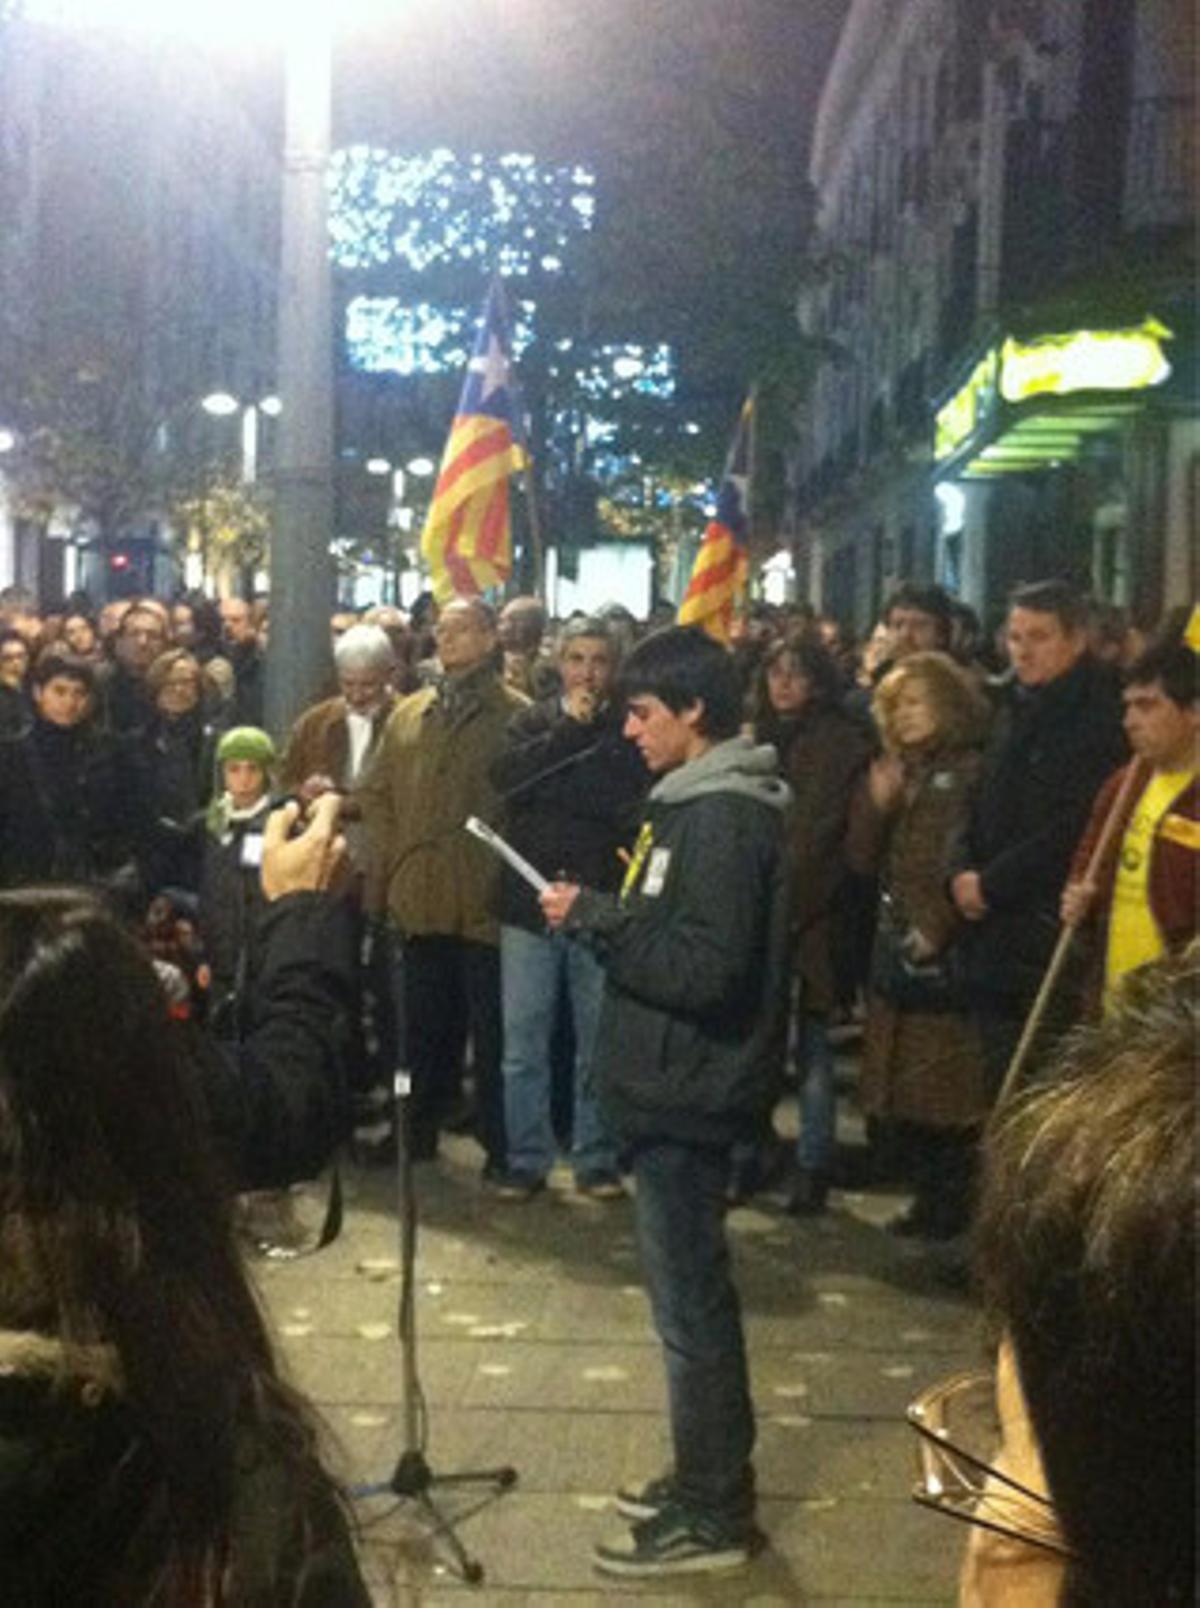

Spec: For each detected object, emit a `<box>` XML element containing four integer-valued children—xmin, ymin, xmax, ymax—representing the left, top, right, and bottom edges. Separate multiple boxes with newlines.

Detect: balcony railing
<box><xmin>1001</xmin><ymin>95</ymin><xmax>1195</xmax><ymax>302</ymax></box>
<box><xmin>1124</xmin><ymin>95</ymin><xmax>1195</xmax><ymax>231</ymax></box>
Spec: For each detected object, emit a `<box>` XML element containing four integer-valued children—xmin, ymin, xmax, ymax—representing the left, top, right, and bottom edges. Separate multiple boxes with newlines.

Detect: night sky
<box><xmin>20</xmin><ymin>0</ymin><xmax>850</xmax><ymax>163</ymax></box>
<box><xmin>338</xmin><ymin>0</ymin><xmax>848</xmax><ymax>201</ymax></box>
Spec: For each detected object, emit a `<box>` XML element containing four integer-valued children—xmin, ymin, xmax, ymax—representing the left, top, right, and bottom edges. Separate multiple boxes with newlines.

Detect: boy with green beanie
<box><xmin>201</xmin><ymin>726</ymin><xmax>277</xmax><ymax>1037</ymax></box>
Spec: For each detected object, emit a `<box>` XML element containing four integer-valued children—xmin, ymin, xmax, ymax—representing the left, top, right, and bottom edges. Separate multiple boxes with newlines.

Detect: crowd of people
<box><xmin>0</xmin><ymin>571</ymin><xmax>1193</xmax><ymax>1594</ymax></box>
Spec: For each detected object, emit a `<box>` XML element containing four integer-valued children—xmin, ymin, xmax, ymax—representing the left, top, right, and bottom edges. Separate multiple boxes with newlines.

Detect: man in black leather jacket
<box><xmin>950</xmin><ymin>580</ymin><xmax>1126</xmax><ymax>1090</ymax></box>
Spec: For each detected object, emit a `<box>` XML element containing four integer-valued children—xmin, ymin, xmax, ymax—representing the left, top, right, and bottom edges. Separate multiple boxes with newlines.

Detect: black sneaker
<box><xmin>615</xmin><ymin>1472</ymin><xmax>675</xmax><ymax>1521</ymax></box>
<box><xmin>593</xmin><ymin>1504</ymin><xmax>755</xmax><ymax>1577</ymax></box>
<box><xmin>487</xmin><ymin>1169</ymin><xmax>546</xmax><ymax>1202</ymax></box>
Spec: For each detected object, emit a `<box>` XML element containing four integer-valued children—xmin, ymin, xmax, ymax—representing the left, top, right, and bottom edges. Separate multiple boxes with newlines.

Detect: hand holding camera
<box><xmin>262</xmin><ymin>792</ymin><xmax>348</xmax><ymax>901</ymax></box>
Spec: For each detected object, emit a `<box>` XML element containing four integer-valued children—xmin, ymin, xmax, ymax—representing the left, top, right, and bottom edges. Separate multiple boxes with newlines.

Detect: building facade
<box><xmin>0</xmin><ymin>12</ymin><xmax>46</xmax><ymax>592</ymax></box>
<box><xmin>790</xmin><ymin>0</ymin><xmax>1195</xmax><ymax>633</ymax></box>
<box><xmin>0</xmin><ymin>19</ymin><xmax>279</xmax><ymax>601</ymax></box>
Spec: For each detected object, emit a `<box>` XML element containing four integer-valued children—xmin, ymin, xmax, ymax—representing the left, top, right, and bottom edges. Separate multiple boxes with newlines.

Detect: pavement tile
<box><xmin>351</xmin><ymin>1490</ymin><xmax>958</xmax><ymax>1601</ymax></box>
<box><xmin>256</xmin><ymin>1136</ymin><xmax>974</xmax><ymax>1605</ymax></box>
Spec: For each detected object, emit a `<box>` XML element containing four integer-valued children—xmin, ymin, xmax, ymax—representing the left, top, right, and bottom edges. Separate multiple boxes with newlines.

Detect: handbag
<box><xmin>870</xmin><ymin>890</ymin><xmax>964</xmax><ymax>1014</ymax></box>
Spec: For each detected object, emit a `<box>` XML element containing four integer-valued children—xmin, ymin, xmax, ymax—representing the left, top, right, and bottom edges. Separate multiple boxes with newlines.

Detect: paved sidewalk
<box><xmin>253</xmin><ymin>1120</ymin><xmax>980</xmax><ymax>1606</ymax></box>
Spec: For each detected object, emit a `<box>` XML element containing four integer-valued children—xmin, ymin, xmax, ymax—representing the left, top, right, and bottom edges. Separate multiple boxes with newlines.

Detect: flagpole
<box><xmin>522</xmin><ymin>458</ymin><xmax>545</xmax><ymax>601</ymax></box>
<box><xmin>741</xmin><ymin>384</ymin><xmax>759</xmax><ymax>618</ymax></box>
<box><xmin>746</xmin><ymin>384</ymin><xmax>758</xmax><ymax>550</ymax></box>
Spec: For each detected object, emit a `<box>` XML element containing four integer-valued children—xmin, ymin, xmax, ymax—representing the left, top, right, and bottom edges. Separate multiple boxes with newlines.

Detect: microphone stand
<box><xmin>355</xmin><ymin>934</ymin><xmax>517</xmax><ymax>1584</ymax></box>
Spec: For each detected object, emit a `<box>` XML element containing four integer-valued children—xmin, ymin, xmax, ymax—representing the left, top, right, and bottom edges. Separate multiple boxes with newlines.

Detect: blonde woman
<box><xmin>847</xmin><ymin>651</ymin><xmax>990</xmax><ymax>1239</ymax></box>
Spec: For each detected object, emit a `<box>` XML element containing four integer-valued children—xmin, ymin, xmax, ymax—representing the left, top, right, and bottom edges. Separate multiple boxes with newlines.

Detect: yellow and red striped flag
<box><xmin>421</xmin><ymin>280</ymin><xmax>529</xmax><ymax>602</ymax></box>
<box><xmin>678</xmin><ymin>396</ymin><xmax>753</xmax><ymax>642</ymax></box>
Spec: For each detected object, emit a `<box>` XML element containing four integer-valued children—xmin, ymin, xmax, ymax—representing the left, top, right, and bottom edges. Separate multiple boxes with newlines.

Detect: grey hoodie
<box><xmin>650</xmin><ymin>733</ymin><xmax>791</xmax><ymax>811</ymax></box>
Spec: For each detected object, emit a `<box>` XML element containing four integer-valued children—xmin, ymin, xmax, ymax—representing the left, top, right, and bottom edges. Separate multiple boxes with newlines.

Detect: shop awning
<box><xmin>934</xmin><ymin>318</ymin><xmax>1173</xmax><ymax>479</ymax></box>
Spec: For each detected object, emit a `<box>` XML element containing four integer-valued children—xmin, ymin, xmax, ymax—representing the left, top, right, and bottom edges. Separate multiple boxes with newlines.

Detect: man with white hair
<box><xmin>281</xmin><ymin>624</ymin><xmax>398</xmax><ymax>802</ymax></box>
<box><xmin>281</xmin><ymin>623</ymin><xmax>400</xmax><ymax>1110</ymax></box>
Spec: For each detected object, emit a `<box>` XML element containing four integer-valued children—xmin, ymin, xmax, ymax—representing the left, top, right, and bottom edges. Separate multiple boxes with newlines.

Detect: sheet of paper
<box><xmin>464</xmin><ymin>815</ymin><xmax>550</xmax><ymax>893</ymax></box>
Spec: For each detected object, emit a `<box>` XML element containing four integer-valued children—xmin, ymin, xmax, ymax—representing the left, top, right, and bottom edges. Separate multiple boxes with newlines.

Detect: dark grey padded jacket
<box><xmin>567</xmin><ymin>736</ymin><xmax>791</xmax><ymax>1148</ymax></box>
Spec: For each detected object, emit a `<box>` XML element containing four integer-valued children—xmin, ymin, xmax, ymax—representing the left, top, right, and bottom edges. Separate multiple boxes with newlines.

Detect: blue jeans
<box><xmin>631</xmin><ymin>1139</ymin><xmax>756</xmax><ymax>1532</ymax></box>
<box><xmin>500</xmin><ymin>924</ymin><xmax>616</xmax><ymax>1179</ymax></box>
<box><xmin>795</xmin><ymin>1014</ymin><xmax>837</xmax><ymax>1174</ymax></box>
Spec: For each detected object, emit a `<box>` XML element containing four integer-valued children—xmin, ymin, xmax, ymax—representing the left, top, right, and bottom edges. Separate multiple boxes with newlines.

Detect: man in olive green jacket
<box><xmin>359</xmin><ymin>598</ymin><xmax>527</xmax><ymax>1171</ymax></box>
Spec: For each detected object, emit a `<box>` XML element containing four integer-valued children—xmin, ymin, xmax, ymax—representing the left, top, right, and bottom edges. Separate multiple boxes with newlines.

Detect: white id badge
<box><xmin>642</xmin><ymin>846</ymin><xmax>671</xmax><ymax>896</ymax></box>
<box><xmin>240</xmin><ymin>832</ymin><xmax>265</xmax><ymax>870</ymax></box>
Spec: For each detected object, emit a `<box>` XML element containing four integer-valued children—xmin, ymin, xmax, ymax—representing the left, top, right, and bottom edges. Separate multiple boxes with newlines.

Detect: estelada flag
<box><xmin>678</xmin><ymin>396</ymin><xmax>753</xmax><ymax>642</ymax></box>
<box><xmin>421</xmin><ymin>279</ymin><xmax>529</xmax><ymax>602</ymax></box>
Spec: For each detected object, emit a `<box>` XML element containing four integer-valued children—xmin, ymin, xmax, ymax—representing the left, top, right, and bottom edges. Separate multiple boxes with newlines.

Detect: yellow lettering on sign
<box><xmin>935</xmin><ymin>349</ymin><xmax>999</xmax><ymax>460</ymax></box>
<box><xmin>999</xmin><ymin>318</ymin><xmax>1172</xmax><ymax>403</ymax></box>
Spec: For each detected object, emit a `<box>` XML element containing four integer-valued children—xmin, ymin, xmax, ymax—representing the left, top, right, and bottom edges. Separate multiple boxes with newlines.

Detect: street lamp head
<box><xmin>201</xmin><ymin>392</ymin><xmax>240</xmax><ymax>418</ymax></box>
<box><xmin>365</xmin><ymin>457</ymin><xmax>391</xmax><ymax>476</ymax></box>
<box><xmin>406</xmin><ymin>456</ymin><xmax>435</xmax><ymax>477</ymax></box>
<box><xmin>259</xmin><ymin>395</ymin><xmax>282</xmax><ymax>416</ymax></box>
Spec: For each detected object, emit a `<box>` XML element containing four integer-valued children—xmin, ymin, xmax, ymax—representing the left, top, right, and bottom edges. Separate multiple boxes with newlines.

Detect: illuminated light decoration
<box><xmin>577</xmin><ymin>344</ymin><xmax>676</xmax><ymax>401</ymax></box>
<box><xmin>345</xmin><ymin>297</ymin><xmax>535</xmax><ymax>376</ymax></box>
<box><xmin>999</xmin><ymin>318</ymin><xmax>1173</xmax><ymax>404</ymax></box>
<box><xmin>584</xmin><ymin>418</ymin><xmax>618</xmax><ymax>448</ymax></box>
<box><xmin>328</xmin><ymin>146</ymin><xmax>596</xmax><ymax>275</ymax></box>
<box><xmin>935</xmin><ymin>350</ymin><xmax>998</xmax><ymax>461</ymax></box>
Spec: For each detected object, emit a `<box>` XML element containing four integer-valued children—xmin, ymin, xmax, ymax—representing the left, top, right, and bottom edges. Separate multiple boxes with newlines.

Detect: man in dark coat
<box><xmin>487</xmin><ymin>616</ymin><xmax>648</xmax><ymax>1199</ymax></box>
<box><xmin>358</xmin><ymin>598</ymin><xmax>527</xmax><ymax>1173</ymax></box>
<box><xmin>220</xmin><ymin>596</ymin><xmax>265</xmax><ymax>727</ymax></box>
<box><xmin>99</xmin><ymin>599</ymin><xmax>168</xmax><ymax>735</ymax></box>
<box><xmin>542</xmin><ymin>628</ymin><xmax>791</xmax><ymax>1577</ymax></box>
<box><xmin>0</xmin><ymin>652</ymin><xmax>146</xmax><ymax>897</ymax></box>
<box><xmin>950</xmin><ymin>580</ymin><xmax>1126</xmax><ymax>1089</ymax></box>
<box><xmin>0</xmin><ymin>630</ymin><xmax>31</xmax><ymax>736</ymax></box>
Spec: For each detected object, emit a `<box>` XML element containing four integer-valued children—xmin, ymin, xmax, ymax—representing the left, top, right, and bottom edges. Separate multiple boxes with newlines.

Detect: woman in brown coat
<box><xmin>753</xmin><ymin>633</ymin><xmax>872</xmax><ymax>1213</ymax></box>
<box><xmin>847</xmin><ymin>651</ymin><xmax>989</xmax><ymax>1239</ymax></box>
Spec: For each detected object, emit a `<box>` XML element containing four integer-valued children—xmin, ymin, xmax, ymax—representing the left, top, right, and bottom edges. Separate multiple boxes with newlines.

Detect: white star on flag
<box><xmin>468</xmin><ymin>334</ymin><xmax>509</xmax><ymax>401</ymax></box>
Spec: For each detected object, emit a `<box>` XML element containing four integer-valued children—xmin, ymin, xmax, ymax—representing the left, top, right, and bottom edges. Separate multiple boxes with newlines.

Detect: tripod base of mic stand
<box><xmin>365</xmin><ymin>1449</ymin><xmax>518</xmax><ymax>1585</ymax></box>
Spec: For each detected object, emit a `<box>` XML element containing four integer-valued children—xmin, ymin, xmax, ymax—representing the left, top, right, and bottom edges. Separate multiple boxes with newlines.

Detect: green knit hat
<box><xmin>216</xmin><ymin>725</ymin><xmax>276</xmax><ymax>768</ymax></box>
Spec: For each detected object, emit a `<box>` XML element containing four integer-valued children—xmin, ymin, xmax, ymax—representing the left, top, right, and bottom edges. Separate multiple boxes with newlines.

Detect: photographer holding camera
<box><xmin>0</xmin><ymin>793</ymin><xmax>368</xmax><ymax>1601</ymax></box>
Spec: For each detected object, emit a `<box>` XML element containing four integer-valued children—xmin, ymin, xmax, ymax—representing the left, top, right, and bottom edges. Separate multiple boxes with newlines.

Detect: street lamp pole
<box><xmin>265</xmin><ymin>19</ymin><xmax>335</xmax><ymax>739</ymax></box>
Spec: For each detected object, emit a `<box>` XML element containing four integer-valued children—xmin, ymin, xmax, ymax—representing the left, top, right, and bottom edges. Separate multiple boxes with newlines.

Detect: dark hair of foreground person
<box><xmin>974</xmin><ymin>947</ymin><xmax>1197</xmax><ymax>1606</ymax></box>
<box><xmin>0</xmin><ymin>886</ymin><xmax>364</xmax><ymax>1604</ymax></box>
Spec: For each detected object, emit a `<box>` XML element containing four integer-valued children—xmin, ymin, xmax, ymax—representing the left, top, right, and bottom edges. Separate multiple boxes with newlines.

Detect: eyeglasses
<box><xmin>906</xmin><ymin>1370</ymin><xmax>1069</xmax><ymax>1558</ymax></box>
